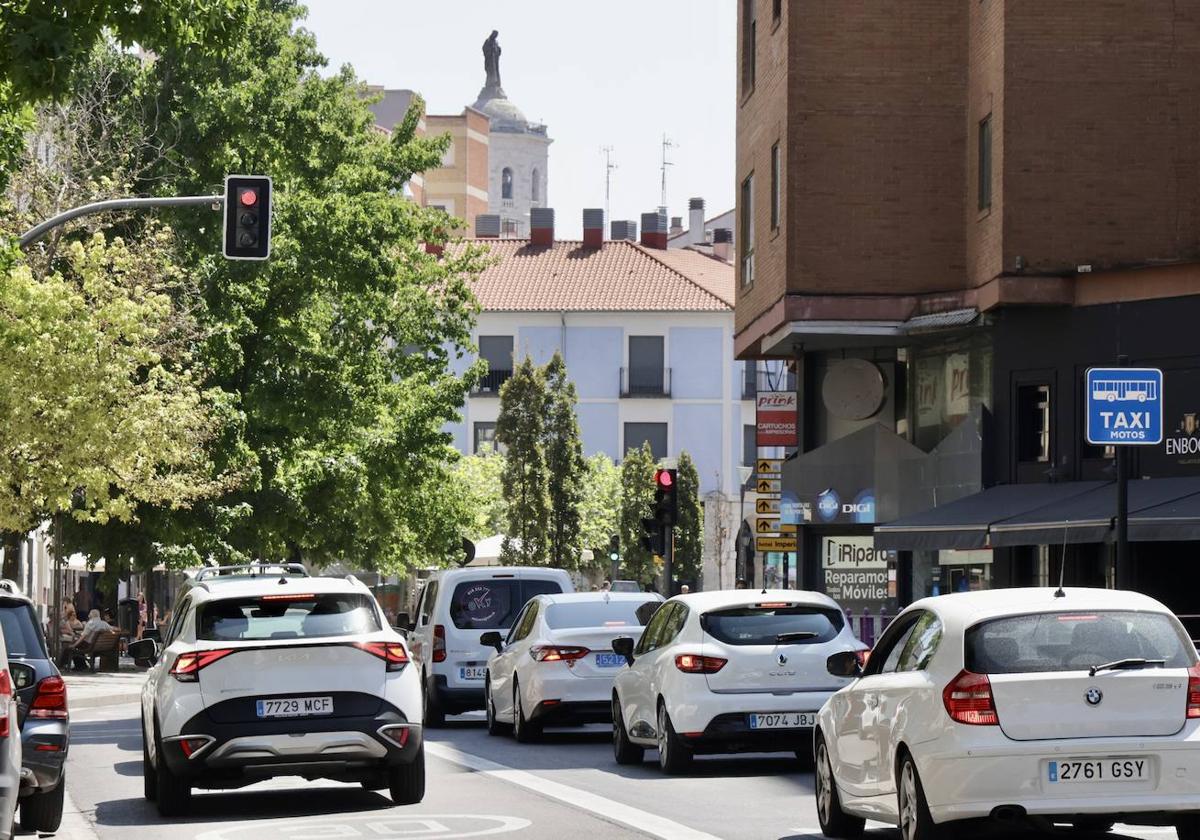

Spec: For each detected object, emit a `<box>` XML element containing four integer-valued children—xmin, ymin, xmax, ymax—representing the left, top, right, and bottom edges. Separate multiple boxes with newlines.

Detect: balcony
<box><xmin>620</xmin><ymin>367</ymin><xmax>671</xmax><ymax>398</ymax></box>
<box><xmin>471</xmin><ymin>369</ymin><xmax>512</xmax><ymax>396</ymax></box>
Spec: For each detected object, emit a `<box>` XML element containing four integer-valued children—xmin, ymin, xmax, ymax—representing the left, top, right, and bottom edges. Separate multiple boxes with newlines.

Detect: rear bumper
<box><xmin>432</xmin><ymin>675</ymin><xmax>485</xmax><ymax>712</ymax></box>
<box><xmin>20</xmin><ymin>718</ymin><xmax>68</xmax><ymax>792</ymax></box>
<box><xmin>667</xmin><ymin>689</ymin><xmax>834</xmax><ymax>745</ymax></box>
<box><xmin>685</xmin><ymin>713</ymin><xmax>813</xmax><ymax>755</ymax></box>
<box><xmin>530</xmin><ymin>700</ymin><xmax>611</xmax><ymax>726</ymax></box>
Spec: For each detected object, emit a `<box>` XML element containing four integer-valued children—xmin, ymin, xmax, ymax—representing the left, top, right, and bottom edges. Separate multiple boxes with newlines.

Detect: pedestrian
<box><xmin>735</xmin><ymin>578</ymin><xmax>748</xmax><ymax>589</ymax></box>
<box><xmin>73</xmin><ymin>581</ymin><xmax>91</xmax><ymax>618</ymax></box>
<box><xmin>680</xmin><ymin>584</ymin><xmax>690</xmax><ymax>595</ymax></box>
<box><xmin>600</xmin><ymin>580</ymin><xmax>611</xmax><ymax>592</ymax></box>
<box><xmin>136</xmin><ymin>591</ymin><xmax>148</xmax><ymax>640</ymax></box>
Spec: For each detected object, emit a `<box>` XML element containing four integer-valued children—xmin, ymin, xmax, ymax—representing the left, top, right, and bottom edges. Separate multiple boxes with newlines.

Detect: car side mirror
<box><xmin>826</xmin><ymin>650</ymin><xmax>862</xmax><ymax>679</ymax></box>
<box><xmin>612</xmin><ymin>636</ymin><xmax>635</xmax><ymax>665</ymax></box>
<box><xmin>480</xmin><ymin>631</ymin><xmax>504</xmax><ymax>653</ymax></box>
<box><xmin>128</xmin><ymin>638</ymin><xmax>159</xmax><ymax>667</ymax></box>
<box><xmin>394</xmin><ymin>612</ymin><xmax>411</xmax><ymax>631</ymax></box>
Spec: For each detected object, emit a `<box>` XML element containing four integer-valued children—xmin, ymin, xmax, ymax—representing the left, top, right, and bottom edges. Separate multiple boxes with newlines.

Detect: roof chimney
<box><xmin>688</xmin><ymin>198</ymin><xmax>706</xmax><ymax>246</ymax></box>
<box><xmin>712</xmin><ymin>227</ymin><xmax>733</xmax><ymax>262</ymax></box>
<box><xmin>530</xmin><ymin>207</ymin><xmax>554</xmax><ymax>247</ymax></box>
<box><xmin>611</xmin><ymin>220</ymin><xmax>637</xmax><ymax>241</ymax></box>
<box><xmin>670</xmin><ymin>216</ymin><xmax>684</xmax><ymax>238</ymax></box>
<box><xmin>640</xmin><ymin>211</ymin><xmax>668</xmax><ymax>249</ymax></box>
<box><xmin>424</xmin><ymin>242</ymin><xmax>444</xmax><ymax>257</ymax></box>
<box><xmin>582</xmin><ymin>209</ymin><xmax>604</xmax><ymax>249</ymax></box>
<box><xmin>475</xmin><ymin>214</ymin><xmax>501</xmax><ymax>239</ymax></box>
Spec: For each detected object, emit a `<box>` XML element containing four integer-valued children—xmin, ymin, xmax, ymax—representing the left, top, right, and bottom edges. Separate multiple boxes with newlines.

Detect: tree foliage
<box><xmin>544</xmin><ymin>352</ymin><xmax>584</xmax><ymax>570</ymax></box>
<box><xmin>451</xmin><ymin>452</ymin><xmax>506</xmax><ymax>543</ymax></box>
<box><xmin>496</xmin><ymin>356</ymin><xmax>548</xmax><ymax>565</ymax></box>
<box><xmin>674</xmin><ymin>451</ymin><xmax>704</xmax><ymax>589</ymax></box>
<box><xmin>579</xmin><ymin>453</ymin><xmax>621</xmax><ymax>573</ymax></box>
<box><xmin>619</xmin><ymin>443</ymin><xmax>657</xmax><ymax>586</ymax></box>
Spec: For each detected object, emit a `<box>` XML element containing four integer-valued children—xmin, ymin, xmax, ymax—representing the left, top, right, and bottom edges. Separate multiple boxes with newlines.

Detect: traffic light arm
<box><xmin>19</xmin><ymin>194</ymin><xmax>223</xmax><ymax>250</ymax></box>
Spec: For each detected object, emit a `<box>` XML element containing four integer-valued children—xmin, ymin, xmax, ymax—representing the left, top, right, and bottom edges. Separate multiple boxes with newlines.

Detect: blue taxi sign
<box><xmin>1085</xmin><ymin>367</ymin><xmax>1163</xmax><ymax>446</ymax></box>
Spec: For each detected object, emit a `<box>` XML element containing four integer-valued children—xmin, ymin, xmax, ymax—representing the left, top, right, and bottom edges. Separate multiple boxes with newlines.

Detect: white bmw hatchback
<box><xmin>136</xmin><ymin>566</ymin><xmax>423</xmax><ymax>817</ymax></box>
<box><xmin>611</xmin><ymin>589</ymin><xmax>864</xmax><ymax>774</ymax></box>
<box><xmin>815</xmin><ymin>587</ymin><xmax>1200</xmax><ymax>840</ymax></box>
<box><xmin>481</xmin><ymin>591</ymin><xmax>663</xmax><ymax>742</ymax></box>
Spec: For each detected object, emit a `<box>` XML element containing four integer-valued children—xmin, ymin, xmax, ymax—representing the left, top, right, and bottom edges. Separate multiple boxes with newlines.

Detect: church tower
<box><xmin>472</xmin><ymin>31</ymin><xmax>551</xmax><ymax>237</ymax></box>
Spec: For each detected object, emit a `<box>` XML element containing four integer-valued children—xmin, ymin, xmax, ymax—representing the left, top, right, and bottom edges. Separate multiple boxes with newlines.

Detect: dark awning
<box><xmin>988</xmin><ymin>477</ymin><xmax>1200</xmax><ymax>547</ymax></box>
<box><xmin>1129</xmin><ymin>480</ymin><xmax>1200</xmax><ymax>541</ymax></box>
<box><xmin>874</xmin><ymin>482</ymin><xmax>1106</xmax><ymax>551</ymax></box>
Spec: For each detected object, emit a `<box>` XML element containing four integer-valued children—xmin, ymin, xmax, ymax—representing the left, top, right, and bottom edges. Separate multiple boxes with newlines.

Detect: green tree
<box><xmin>20</xmin><ymin>4</ymin><xmax>487</xmax><ymax>575</ymax></box>
<box><xmin>579</xmin><ymin>454</ymin><xmax>621</xmax><ymax>573</ymax></box>
<box><xmin>543</xmin><ymin>352</ymin><xmax>584</xmax><ymax>569</ymax></box>
<box><xmin>674</xmin><ymin>451</ymin><xmax>704</xmax><ymax>589</ymax></box>
<box><xmin>451</xmin><ymin>452</ymin><xmax>507</xmax><ymax>542</ymax></box>
<box><xmin>619</xmin><ymin>443</ymin><xmax>657</xmax><ymax>586</ymax></box>
<box><xmin>496</xmin><ymin>356</ymin><xmax>548</xmax><ymax>565</ymax></box>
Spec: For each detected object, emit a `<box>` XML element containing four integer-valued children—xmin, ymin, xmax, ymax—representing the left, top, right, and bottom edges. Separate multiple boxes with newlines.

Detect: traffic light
<box><xmin>639</xmin><ymin>517</ymin><xmax>663</xmax><ymax>555</ymax></box>
<box><xmin>653</xmin><ymin>468</ymin><xmax>678</xmax><ymax>527</ymax></box>
<box><xmin>223</xmin><ymin>175</ymin><xmax>272</xmax><ymax>260</ymax></box>
<box><xmin>608</xmin><ymin>534</ymin><xmax>620</xmax><ymax>563</ymax></box>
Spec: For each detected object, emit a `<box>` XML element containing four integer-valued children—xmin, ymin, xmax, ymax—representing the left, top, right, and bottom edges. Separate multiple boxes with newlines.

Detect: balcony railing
<box><xmin>471</xmin><ymin>369</ymin><xmax>512</xmax><ymax>396</ymax></box>
<box><xmin>750</xmin><ymin>369</ymin><xmax>796</xmax><ymax>396</ymax></box>
<box><xmin>620</xmin><ymin>367</ymin><xmax>671</xmax><ymax>398</ymax></box>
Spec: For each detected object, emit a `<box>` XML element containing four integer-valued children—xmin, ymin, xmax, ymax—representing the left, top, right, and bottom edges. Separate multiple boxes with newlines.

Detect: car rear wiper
<box><xmin>775</xmin><ymin>631</ymin><xmax>819</xmax><ymax>643</ymax></box>
<box><xmin>1088</xmin><ymin>657</ymin><xmax>1166</xmax><ymax>677</ymax></box>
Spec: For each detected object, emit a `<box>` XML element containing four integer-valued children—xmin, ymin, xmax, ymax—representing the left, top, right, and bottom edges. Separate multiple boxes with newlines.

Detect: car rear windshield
<box><xmin>448</xmin><ymin>578</ymin><xmax>564</xmax><ymax>630</ymax></box>
<box><xmin>965</xmin><ymin>610</ymin><xmax>1196</xmax><ymax>674</ymax></box>
<box><xmin>544</xmin><ymin>601</ymin><xmax>658</xmax><ymax>630</ymax></box>
<box><xmin>0</xmin><ymin>603</ymin><xmax>46</xmax><ymax>659</ymax></box>
<box><xmin>197</xmin><ymin>593</ymin><xmax>381</xmax><ymax>641</ymax></box>
<box><xmin>701</xmin><ymin>604</ymin><xmax>845</xmax><ymax>646</ymax></box>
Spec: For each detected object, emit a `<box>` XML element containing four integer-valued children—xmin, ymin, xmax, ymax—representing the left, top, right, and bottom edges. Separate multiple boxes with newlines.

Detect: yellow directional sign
<box><xmin>755</xmin><ymin>497</ymin><xmax>780</xmax><ymax>514</ymax></box>
<box><xmin>780</xmin><ymin>522</ymin><xmax>798</xmax><ymax>534</ymax></box>
<box><xmin>756</xmin><ymin>478</ymin><xmax>781</xmax><ymax>494</ymax></box>
<box><xmin>756</xmin><ymin>458</ymin><xmax>782</xmax><ymax>477</ymax></box>
<box><xmin>756</xmin><ymin>536</ymin><xmax>797</xmax><ymax>552</ymax></box>
<box><xmin>755</xmin><ymin>517</ymin><xmax>780</xmax><ymax>534</ymax></box>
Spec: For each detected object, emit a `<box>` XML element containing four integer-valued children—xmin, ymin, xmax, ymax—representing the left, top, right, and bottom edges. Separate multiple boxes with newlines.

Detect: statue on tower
<box><xmin>483</xmin><ymin>30</ymin><xmax>502</xmax><ymax>89</ymax></box>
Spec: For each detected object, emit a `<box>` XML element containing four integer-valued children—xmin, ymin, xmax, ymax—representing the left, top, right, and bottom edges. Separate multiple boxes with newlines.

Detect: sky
<box><xmin>300</xmin><ymin>0</ymin><xmax>736</xmax><ymax>239</ymax></box>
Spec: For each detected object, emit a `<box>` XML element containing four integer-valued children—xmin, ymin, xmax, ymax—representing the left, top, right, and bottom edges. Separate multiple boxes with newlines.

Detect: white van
<box><xmin>408</xmin><ymin>567</ymin><xmax>574</xmax><ymax>725</ymax></box>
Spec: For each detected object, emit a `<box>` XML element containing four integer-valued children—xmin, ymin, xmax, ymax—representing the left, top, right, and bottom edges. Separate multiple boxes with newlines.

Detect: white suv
<box><xmin>134</xmin><ymin>565</ymin><xmax>423</xmax><ymax>816</ymax></box>
<box><xmin>611</xmin><ymin>589</ymin><xmax>864</xmax><ymax>774</ymax></box>
<box><xmin>408</xmin><ymin>566</ymin><xmax>573</xmax><ymax>725</ymax></box>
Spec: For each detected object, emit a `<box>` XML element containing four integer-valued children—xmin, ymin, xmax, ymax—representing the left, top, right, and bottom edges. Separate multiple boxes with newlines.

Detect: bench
<box><xmin>72</xmin><ymin>630</ymin><xmax>121</xmax><ymax>672</ymax></box>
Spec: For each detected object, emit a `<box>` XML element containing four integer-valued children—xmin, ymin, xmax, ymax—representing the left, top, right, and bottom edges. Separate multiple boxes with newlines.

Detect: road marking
<box><xmin>426</xmin><ymin>742</ymin><xmax>723</xmax><ymax>840</ymax></box>
<box><xmin>61</xmin><ymin>787</ymin><xmax>102</xmax><ymax>840</ymax></box>
<box><xmin>196</xmin><ymin>814</ymin><xmax>531</xmax><ymax>840</ymax></box>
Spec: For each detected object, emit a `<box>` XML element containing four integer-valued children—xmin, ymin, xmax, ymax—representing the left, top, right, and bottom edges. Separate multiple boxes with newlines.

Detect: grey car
<box><xmin>0</xmin><ymin>582</ymin><xmax>67</xmax><ymax>832</ymax></box>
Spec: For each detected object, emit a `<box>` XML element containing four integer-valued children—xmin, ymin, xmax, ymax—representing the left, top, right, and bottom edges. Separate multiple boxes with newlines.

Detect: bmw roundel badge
<box><xmin>1085</xmin><ymin>687</ymin><xmax>1103</xmax><ymax>706</ymax></box>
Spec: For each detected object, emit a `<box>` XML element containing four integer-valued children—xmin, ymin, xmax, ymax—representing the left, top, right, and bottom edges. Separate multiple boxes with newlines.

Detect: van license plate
<box><xmin>1047</xmin><ymin>758</ymin><xmax>1149</xmax><ymax>784</ymax></box>
<box><xmin>459</xmin><ymin>666</ymin><xmax>487</xmax><ymax>681</ymax></box>
<box><xmin>748</xmin><ymin>712</ymin><xmax>817</xmax><ymax>730</ymax></box>
<box><xmin>256</xmin><ymin>696</ymin><xmax>333</xmax><ymax>718</ymax></box>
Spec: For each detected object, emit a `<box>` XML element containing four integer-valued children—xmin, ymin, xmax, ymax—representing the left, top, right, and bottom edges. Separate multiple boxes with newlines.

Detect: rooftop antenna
<box><xmin>1054</xmin><ymin>526</ymin><xmax>1068</xmax><ymax>598</ymax></box>
<box><xmin>601</xmin><ymin>145</ymin><xmax>617</xmax><ymax>227</ymax></box>
<box><xmin>660</xmin><ymin>134</ymin><xmax>676</xmax><ymax>211</ymax></box>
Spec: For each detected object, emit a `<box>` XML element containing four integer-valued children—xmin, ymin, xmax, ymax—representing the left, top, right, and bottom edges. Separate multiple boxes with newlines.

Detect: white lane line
<box><xmin>426</xmin><ymin>742</ymin><xmax>723</xmax><ymax>840</ymax></box>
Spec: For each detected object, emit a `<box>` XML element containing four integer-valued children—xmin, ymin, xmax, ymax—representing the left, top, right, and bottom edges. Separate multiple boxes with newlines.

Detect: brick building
<box><xmin>736</xmin><ymin>0</ymin><xmax>1200</xmax><ymax>640</ymax></box>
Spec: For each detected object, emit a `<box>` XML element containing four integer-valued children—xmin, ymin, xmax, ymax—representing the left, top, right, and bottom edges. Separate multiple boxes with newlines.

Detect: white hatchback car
<box><xmin>815</xmin><ymin>587</ymin><xmax>1200</xmax><ymax>840</ymax></box>
<box><xmin>481</xmin><ymin>592</ymin><xmax>663</xmax><ymax>741</ymax></box>
<box><xmin>135</xmin><ymin>565</ymin><xmax>423</xmax><ymax>817</ymax></box>
<box><xmin>611</xmin><ymin>589</ymin><xmax>864</xmax><ymax>774</ymax></box>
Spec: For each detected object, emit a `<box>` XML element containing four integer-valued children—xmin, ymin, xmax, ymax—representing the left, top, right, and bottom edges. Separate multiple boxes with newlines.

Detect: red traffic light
<box><xmin>239</xmin><ymin>188</ymin><xmax>259</xmax><ymax>207</ymax></box>
<box><xmin>655</xmin><ymin>469</ymin><xmax>673</xmax><ymax>488</ymax></box>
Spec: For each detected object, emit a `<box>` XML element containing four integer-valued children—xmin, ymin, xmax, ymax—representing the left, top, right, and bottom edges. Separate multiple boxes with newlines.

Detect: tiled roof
<box><xmin>457</xmin><ymin>239</ymin><xmax>735</xmax><ymax>312</ymax></box>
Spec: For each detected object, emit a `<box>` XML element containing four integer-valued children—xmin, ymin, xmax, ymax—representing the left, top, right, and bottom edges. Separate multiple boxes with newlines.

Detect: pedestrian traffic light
<box><xmin>608</xmin><ymin>534</ymin><xmax>620</xmax><ymax>563</ymax></box>
<box><xmin>223</xmin><ymin>175</ymin><xmax>272</xmax><ymax>260</ymax></box>
<box><xmin>639</xmin><ymin>517</ymin><xmax>663</xmax><ymax>555</ymax></box>
<box><xmin>653</xmin><ymin>468</ymin><xmax>678</xmax><ymax>527</ymax></box>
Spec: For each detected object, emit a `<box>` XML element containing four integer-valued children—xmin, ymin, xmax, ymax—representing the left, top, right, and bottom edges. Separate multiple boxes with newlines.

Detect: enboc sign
<box><xmin>756</xmin><ymin>391</ymin><xmax>798</xmax><ymax>447</ymax></box>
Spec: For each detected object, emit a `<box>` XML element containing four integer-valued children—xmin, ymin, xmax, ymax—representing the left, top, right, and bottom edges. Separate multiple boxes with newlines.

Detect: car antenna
<box><xmin>1053</xmin><ymin>526</ymin><xmax>1067</xmax><ymax>598</ymax></box>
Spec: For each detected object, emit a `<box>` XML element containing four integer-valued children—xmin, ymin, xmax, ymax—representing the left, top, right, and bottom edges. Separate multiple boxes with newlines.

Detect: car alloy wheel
<box><xmin>816</xmin><ymin>741</ymin><xmax>833</xmax><ymax>824</ymax></box>
<box><xmin>814</xmin><ymin>736</ymin><xmax>864</xmax><ymax>838</ymax></box>
<box><xmin>899</xmin><ymin>761</ymin><xmax>918</xmax><ymax>840</ymax></box>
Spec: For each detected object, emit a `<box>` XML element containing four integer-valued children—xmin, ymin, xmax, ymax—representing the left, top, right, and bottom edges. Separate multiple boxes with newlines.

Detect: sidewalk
<box><xmin>64</xmin><ymin>661</ymin><xmax>147</xmax><ymax>711</ymax></box>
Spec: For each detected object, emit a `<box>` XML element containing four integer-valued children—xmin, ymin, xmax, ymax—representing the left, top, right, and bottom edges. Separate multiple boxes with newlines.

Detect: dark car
<box><xmin>0</xmin><ymin>581</ymin><xmax>68</xmax><ymax>832</ymax></box>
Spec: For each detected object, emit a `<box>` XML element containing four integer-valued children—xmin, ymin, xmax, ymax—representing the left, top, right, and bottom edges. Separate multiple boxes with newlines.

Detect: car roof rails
<box><xmin>0</xmin><ymin>579</ymin><xmax>23</xmax><ymax>597</ymax></box>
<box><xmin>193</xmin><ymin>563</ymin><xmax>310</xmax><ymax>582</ymax></box>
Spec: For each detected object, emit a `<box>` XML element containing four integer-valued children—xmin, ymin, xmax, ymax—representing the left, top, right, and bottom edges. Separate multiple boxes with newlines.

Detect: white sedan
<box><xmin>611</xmin><ymin>589</ymin><xmax>865</xmax><ymax>774</ymax></box>
<box><xmin>815</xmin><ymin>587</ymin><xmax>1200</xmax><ymax>840</ymax></box>
<box><xmin>481</xmin><ymin>591</ymin><xmax>663</xmax><ymax>742</ymax></box>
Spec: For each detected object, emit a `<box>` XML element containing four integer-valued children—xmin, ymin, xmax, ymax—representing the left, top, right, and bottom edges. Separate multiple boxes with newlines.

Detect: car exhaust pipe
<box><xmin>990</xmin><ymin>805</ymin><xmax>1026</xmax><ymax>823</ymax></box>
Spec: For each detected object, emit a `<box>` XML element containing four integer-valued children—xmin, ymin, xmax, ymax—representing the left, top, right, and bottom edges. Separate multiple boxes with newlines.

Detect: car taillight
<box><xmin>353</xmin><ymin>641</ymin><xmax>410</xmax><ymax>672</ymax></box>
<box><xmin>432</xmin><ymin>625</ymin><xmax>447</xmax><ymax>663</ymax></box>
<box><xmin>0</xmin><ymin>670</ymin><xmax>11</xmax><ymax>737</ymax></box>
<box><xmin>674</xmin><ymin>654</ymin><xmax>727</xmax><ymax>674</ymax></box>
<box><xmin>529</xmin><ymin>646</ymin><xmax>590</xmax><ymax>663</ymax></box>
<box><xmin>170</xmin><ymin>649</ymin><xmax>236</xmax><ymax>682</ymax></box>
<box><xmin>943</xmin><ymin>669</ymin><xmax>999</xmax><ymax>725</ymax></box>
<box><xmin>1187</xmin><ymin>664</ymin><xmax>1200</xmax><ymax>719</ymax></box>
<box><xmin>28</xmin><ymin>675</ymin><xmax>68</xmax><ymax>720</ymax></box>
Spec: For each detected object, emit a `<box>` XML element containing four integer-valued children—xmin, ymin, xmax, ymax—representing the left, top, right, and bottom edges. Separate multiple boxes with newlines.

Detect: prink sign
<box><xmin>816</xmin><ymin>488</ymin><xmax>876</xmax><ymax>524</ymax></box>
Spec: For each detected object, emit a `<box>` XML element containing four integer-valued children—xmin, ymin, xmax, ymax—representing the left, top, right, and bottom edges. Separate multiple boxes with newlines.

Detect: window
<box><xmin>531</xmin><ymin>168</ymin><xmax>540</xmax><ymax>202</ymax></box>
<box><xmin>772</xmin><ymin>0</ymin><xmax>781</xmax><ymax>21</ymax></box>
<box><xmin>474</xmin><ymin>422</ymin><xmax>497</xmax><ymax>454</ymax></box>
<box><xmin>635</xmin><ymin>603</ymin><xmax>676</xmax><ymax>654</ymax></box>
<box><xmin>448</xmin><ymin>578</ymin><xmax>564</xmax><ymax>631</ymax></box>
<box><xmin>416</xmin><ymin>582</ymin><xmax>436</xmax><ymax>626</ymax></box>
<box><xmin>978</xmin><ymin>114</ymin><xmax>992</xmax><ymax>211</ymax></box>
<box><xmin>741</xmin><ymin>0</ymin><xmax>757</xmax><ymax>95</ymax></box>
<box><xmin>624</xmin><ymin>422</ymin><xmax>668</xmax><ymax>461</ymax></box>
<box><xmin>701</xmin><ymin>604</ymin><xmax>845</xmax><ymax>646</ymax></box>
<box><xmin>477</xmin><ymin>335</ymin><xmax>514</xmax><ymax>393</ymax></box>
<box><xmin>862</xmin><ymin>613</ymin><xmax>921</xmax><ymax>677</ymax></box>
<box><xmin>627</xmin><ymin>335</ymin><xmax>665</xmax><ymax>395</ymax></box>
<box><xmin>743</xmin><ymin>424</ymin><xmax>756</xmax><ymax>467</ymax></box>
<box><xmin>545</xmin><ymin>601</ymin><xmax>657</xmax><ymax>630</ymax></box>
<box><xmin>501</xmin><ymin>167</ymin><xmax>513</xmax><ymax>200</ymax></box>
<box><xmin>0</xmin><ymin>604</ymin><xmax>45</xmax><ymax>658</ymax></box>
<box><xmin>197</xmin><ymin>594</ymin><xmax>381</xmax><ymax>641</ymax></box>
<box><xmin>895</xmin><ymin>612</ymin><xmax>943</xmax><ymax>672</ymax></box>
<box><xmin>1017</xmin><ymin>383</ymin><xmax>1052</xmax><ymax>463</ymax></box>
<box><xmin>770</xmin><ymin>142</ymin><xmax>781</xmax><ymax>231</ymax></box>
<box><xmin>508</xmin><ymin>602</ymin><xmax>540</xmax><ymax>643</ymax></box>
<box><xmin>740</xmin><ymin>174</ymin><xmax>755</xmax><ymax>287</ymax></box>
<box><xmin>165</xmin><ymin>596</ymin><xmax>191</xmax><ymax>644</ymax></box>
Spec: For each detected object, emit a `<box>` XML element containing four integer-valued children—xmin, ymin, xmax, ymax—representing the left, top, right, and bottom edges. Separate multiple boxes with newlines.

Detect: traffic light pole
<box><xmin>663</xmin><ymin>523</ymin><xmax>674</xmax><ymax>596</ymax></box>
<box><xmin>19</xmin><ymin>194</ymin><xmax>224</xmax><ymax>250</ymax></box>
